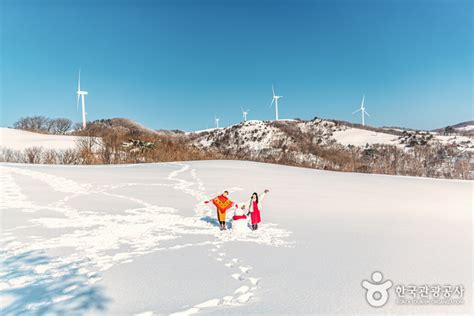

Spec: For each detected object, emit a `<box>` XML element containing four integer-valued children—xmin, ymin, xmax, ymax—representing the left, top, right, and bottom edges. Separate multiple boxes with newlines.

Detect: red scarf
<box><xmin>232</xmin><ymin>214</ymin><xmax>247</xmax><ymax>220</ymax></box>
<box><xmin>212</xmin><ymin>195</ymin><xmax>233</xmax><ymax>213</ymax></box>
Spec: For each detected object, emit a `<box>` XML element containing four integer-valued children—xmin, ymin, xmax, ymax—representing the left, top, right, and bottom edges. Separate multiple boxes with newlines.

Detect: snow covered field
<box><xmin>0</xmin><ymin>160</ymin><xmax>472</xmax><ymax>315</ymax></box>
<box><xmin>0</xmin><ymin>128</ymin><xmax>79</xmax><ymax>151</ymax></box>
<box><xmin>332</xmin><ymin>128</ymin><xmax>399</xmax><ymax>146</ymax></box>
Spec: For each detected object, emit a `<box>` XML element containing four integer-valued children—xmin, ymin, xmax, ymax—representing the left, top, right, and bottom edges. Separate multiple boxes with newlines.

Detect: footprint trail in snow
<box><xmin>1</xmin><ymin>163</ymin><xmax>291</xmax><ymax>315</ymax></box>
<box><xmin>165</xmin><ymin>163</ymin><xmax>265</xmax><ymax>314</ymax></box>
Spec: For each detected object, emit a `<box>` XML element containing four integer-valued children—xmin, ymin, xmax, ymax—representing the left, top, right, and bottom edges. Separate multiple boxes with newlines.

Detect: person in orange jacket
<box><xmin>205</xmin><ymin>190</ymin><xmax>238</xmax><ymax>230</ymax></box>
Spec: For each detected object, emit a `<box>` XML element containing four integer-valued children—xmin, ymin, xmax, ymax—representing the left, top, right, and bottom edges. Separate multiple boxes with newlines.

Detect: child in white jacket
<box><xmin>231</xmin><ymin>204</ymin><xmax>250</xmax><ymax>234</ymax></box>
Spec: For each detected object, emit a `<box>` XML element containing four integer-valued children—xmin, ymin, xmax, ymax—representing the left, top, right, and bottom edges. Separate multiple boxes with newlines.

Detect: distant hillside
<box><xmin>3</xmin><ymin>116</ymin><xmax>472</xmax><ymax>179</ymax></box>
<box><xmin>381</xmin><ymin>126</ymin><xmax>416</xmax><ymax>132</ymax></box>
<box><xmin>432</xmin><ymin>121</ymin><xmax>474</xmax><ymax>136</ymax></box>
<box><xmin>447</xmin><ymin>121</ymin><xmax>474</xmax><ymax>129</ymax></box>
<box><xmin>74</xmin><ymin>118</ymin><xmax>160</xmax><ymax>137</ymax></box>
<box><xmin>191</xmin><ymin>118</ymin><xmax>472</xmax><ymax>153</ymax></box>
<box><xmin>188</xmin><ymin>118</ymin><xmax>472</xmax><ymax>179</ymax></box>
<box><xmin>2</xmin><ymin>117</ymin><xmax>215</xmax><ymax>165</ymax></box>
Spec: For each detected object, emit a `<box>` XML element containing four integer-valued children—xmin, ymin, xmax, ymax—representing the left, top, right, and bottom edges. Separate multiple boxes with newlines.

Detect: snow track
<box><xmin>0</xmin><ymin>161</ymin><xmax>471</xmax><ymax>315</ymax></box>
<box><xmin>164</xmin><ymin>163</ymin><xmax>272</xmax><ymax>315</ymax></box>
<box><xmin>0</xmin><ymin>163</ymin><xmax>291</xmax><ymax>315</ymax></box>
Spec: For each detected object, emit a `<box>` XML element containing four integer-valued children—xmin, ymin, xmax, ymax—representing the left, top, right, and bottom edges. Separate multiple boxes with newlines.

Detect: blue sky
<box><xmin>1</xmin><ymin>0</ymin><xmax>472</xmax><ymax>131</ymax></box>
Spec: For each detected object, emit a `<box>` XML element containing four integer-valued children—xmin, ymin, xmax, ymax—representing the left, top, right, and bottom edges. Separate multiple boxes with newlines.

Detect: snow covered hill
<box><xmin>1</xmin><ymin>161</ymin><xmax>472</xmax><ymax>315</ymax></box>
<box><xmin>456</xmin><ymin>124</ymin><xmax>474</xmax><ymax>132</ymax></box>
<box><xmin>433</xmin><ymin>121</ymin><xmax>474</xmax><ymax>136</ymax></box>
<box><xmin>1</xmin><ymin>119</ymin><xmax>472</xmax><ymax>179</ymax></box>
<box><xmin>332</xmin><ymin>127</ymin><xmax>399</xmax><ymax>146</ymax></box>
<box><xmin>189</xmin><ymin>119</ymin><xmax>473</xmax><ymax>179</ymax></box>
<box><xmin>0</xmin><ymin>127</ymin><xmax>79</xmax><ymax>151</ymax></box>
<box><xmin>448</xmin><ymin>121</ymin><xmax>474</xmax><ymax>132</ymax></box>
<box><xmin>191</xmin><ymin>119</ymin><xmax>473</xmax><ymax>152</ymax></box>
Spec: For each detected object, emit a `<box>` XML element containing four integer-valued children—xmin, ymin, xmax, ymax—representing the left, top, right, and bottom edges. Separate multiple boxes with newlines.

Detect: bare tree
<box><xmin>46</xmin><ymin>119</ymin><xmax>56</xmax><ymax>133</ymax></box>
<box><xmin>23</xmin><ymin>147</ymin><xmax>43</xmax><ymax>164</ymax></box>
<box><xmin>13</xmin><ymin>116</ymin><xmax>73</xmax><ymax>135</ymax></box>
<box><xmin>72</xmin><ymin>122</ymin><xmax>84</xmax><ymax>133</ymax></box>
<box><xmin>75</xmin><ymin>136</ymin><xmax>99</xmax><ymax>164</ymax></box>
<box><xmin>43</xmin><ymin>150</ymin><xmax>58</xmax><ymax>164</ymax></box>
<box><xmin>0</xmin><ymin>148</ymin><xmax>24</xmax><ymax>162</ymax></box>
<box><xmin>58</xmin><ymin>149</ymin><xmax>80</xmax><ymax>164</ymax></box>
<box><xmin>14</xmin><ymin>116</ymin><xmax>50</xmax><ymax>132</ymax></box>
<box><xmin>50</xmin><ymin>118</ymin><xmax>73</xmax><ymax>134</ymax></box>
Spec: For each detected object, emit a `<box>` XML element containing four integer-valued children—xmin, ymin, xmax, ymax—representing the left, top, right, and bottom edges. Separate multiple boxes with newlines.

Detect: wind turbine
<box><xmin>241</xmin><ymin>107</ymin><xmax>250</xmax><ymax>122</ymax></box>
<box><xmin>270</xmin><ymin>84</ymin><xmax>283</xmax><ymax>120</ymax></box>
<box><xmin>352</xmin><ymin>95</ymin><xmax>370</xmax><ymax>126</ymax></box>
<box><xmin>214</xmin><ymin>115</ymin><xmax>220</xmax><ymax>128</ymax></box>
<box><xmin>76</xmin><ymin>69</ymin><xmax>88</xmax><ymax>129</ymax></box>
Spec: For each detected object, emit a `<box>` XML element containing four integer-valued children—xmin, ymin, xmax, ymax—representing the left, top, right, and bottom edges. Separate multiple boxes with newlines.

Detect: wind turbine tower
<box><xmin>241</xmin><ymin>107</ymin><xmax>250</xmax><ymax>122</ymax></box>
<box><xmin>76</xmin><ymin>70</ymin><xmax>89</xmax><ymax>129</ymax></box>
<box><xmin>270</xmin><ymin>84</ymin><xmax>283</xmax><ymax>120</ymax></box>
<box><xmin>352</xmin><ymin>95</ymin><xmax>370</xmax><ymax>126</ymax></box>
<box><xmin>215</xmin><ymin>116</ymin><xmax>220</xmax><ymax>129</ymax></box>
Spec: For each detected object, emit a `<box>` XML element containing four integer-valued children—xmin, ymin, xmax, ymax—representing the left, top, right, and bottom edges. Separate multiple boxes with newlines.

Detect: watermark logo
<box><xmin>362</xmin><ymin>271</ymin><xmax>465</xmax><ymax>307</ymax></box>
<box><xmin>394</xmin><ymin>284</ymin><xmax>465</xmax><ymax>305</ymax></box>
<box><xmin>361</xmin><ymin>271</ymin><xmax>393</xmax><ymax>307</ymax></box>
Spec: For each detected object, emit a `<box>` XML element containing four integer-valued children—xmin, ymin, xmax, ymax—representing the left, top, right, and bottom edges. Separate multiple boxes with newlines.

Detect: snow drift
<box><xmin>0</xmin><ymin>160</ymin><xmax>472</xmax><ymax>315</ymax></box>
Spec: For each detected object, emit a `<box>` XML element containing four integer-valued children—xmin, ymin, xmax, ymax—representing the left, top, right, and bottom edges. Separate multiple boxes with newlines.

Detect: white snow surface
<box><xmin>0</xmin><ymin>127</ymin><xmax>79</xmax><ymax>151</ymax></box>
<box><xmin>333</xmin><ymin>126</ymin><xmax>474</xmax><ymax>151</ymax></box>
<box><xmin>332</xmin><ymin>128</ymin><xmax>400</xmax><ymax>146</ymax></box>
<box><xmin>455</xmin><ymin>125</ymin><xmax>474</xmax><ymax>132</ymax></box>
<box><xmin>0</xmin><ymin>160</ymin><xmax>472</xmax><ymax>315</ymax></box>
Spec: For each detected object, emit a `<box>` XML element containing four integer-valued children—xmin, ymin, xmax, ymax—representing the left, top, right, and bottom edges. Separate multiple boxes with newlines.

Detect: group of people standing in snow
<box><xmin>204</xmin><ymin>189</ymin><xmax>269</xmax><ymax>231</ymax></box>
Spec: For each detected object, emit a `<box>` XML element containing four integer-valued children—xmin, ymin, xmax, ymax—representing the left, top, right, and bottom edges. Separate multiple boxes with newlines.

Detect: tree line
<box><xmin>13</xmin><ymin>116</ymin><xmax>76</xmax><ymax>135</ymax></box>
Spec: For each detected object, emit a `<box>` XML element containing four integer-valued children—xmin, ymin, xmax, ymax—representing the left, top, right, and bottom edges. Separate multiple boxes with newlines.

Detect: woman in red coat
<box><xmin>248</xmin><ymin>189</ymin><xmax>269</xmax><ymax>230</ymax></box>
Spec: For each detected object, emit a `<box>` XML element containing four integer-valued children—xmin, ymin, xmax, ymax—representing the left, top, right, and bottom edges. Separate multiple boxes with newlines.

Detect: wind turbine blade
<box><xmin>272</xmin><ymin>84</ymin><xmax>275</xmax><ymax>97</ymax></box>
<box><xmin>269</xmin><ymin>98</ymin><xmax>275</xmax><ymax>108</ymax></box>
<box><xmin>352</xmin><ymin>109</ymin><xmax>361</xmax><ymax>114</ymax></box>
<box><xmin>361</xmin><ymin>94</ymin><xmax>365</xmax><ymax>107</ymax></box>
<box><xmin>364</xmin><ymin>110</ymin><xmax>370</xmax><ymax>117</ymax></box>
